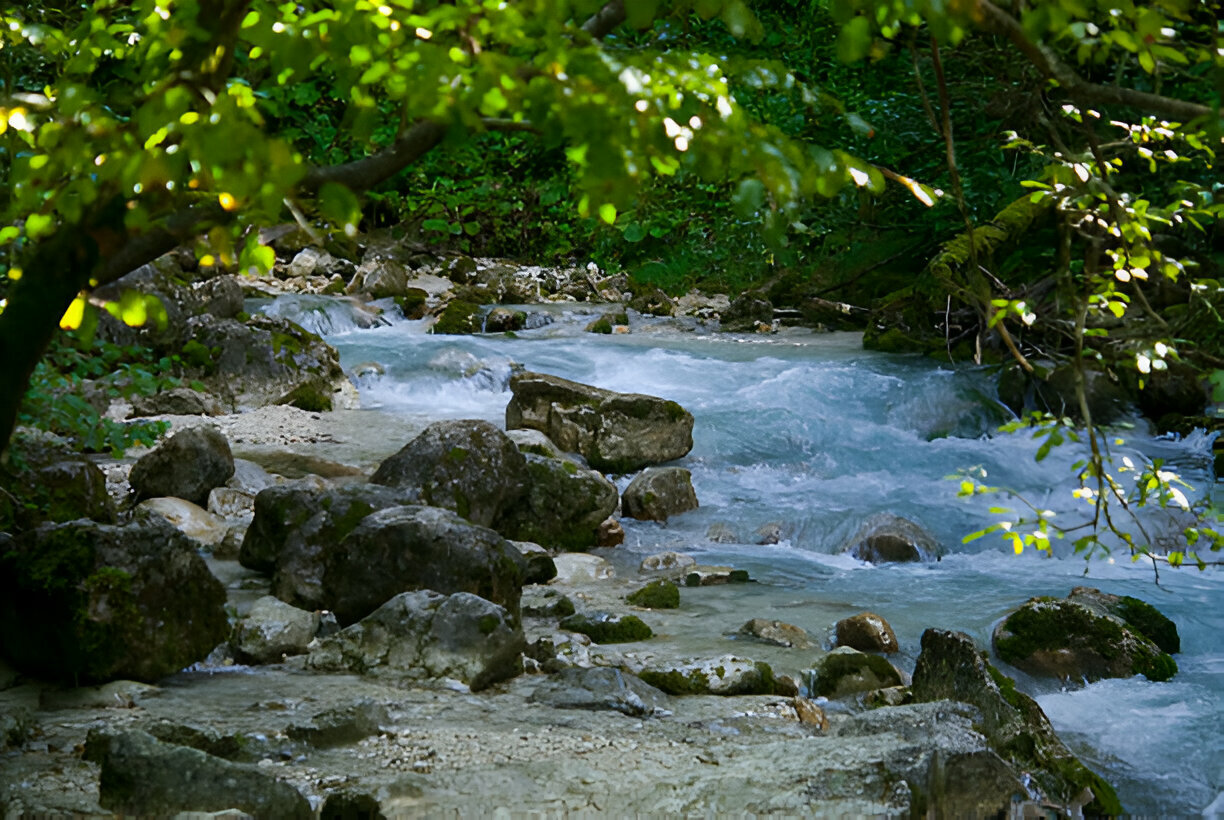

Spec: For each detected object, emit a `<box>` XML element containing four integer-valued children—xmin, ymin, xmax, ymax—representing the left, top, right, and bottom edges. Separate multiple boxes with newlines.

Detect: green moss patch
<box><xmin>433</xmin><ymin>300</ymin><xmax>481</xmax><ymax>335</ymax></box>
<box><xmin>626</xmin><ymin>579</ymin><xmax>680</xmax><ymax>609</ymax></box>
<box><xmin>559</xmin><ymin>612</ymin><xmax>653</xmax><ymax>643</ymax></box>
<box><xmin>1113</xmin><ymin>596</ymin><xmax>1180</xmax><ymax>654</ymax></box>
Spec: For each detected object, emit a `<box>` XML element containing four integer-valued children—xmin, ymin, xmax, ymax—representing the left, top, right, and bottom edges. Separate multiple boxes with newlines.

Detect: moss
<box><xmin>639</xmin><ymin>667</ymin><xmax>709</xmax><ymax>695</ymax></box>
<box><xmin>1132</xmin><ymin>651</ymin><xmax>1178</xmax><ymax>682</ymax></box>
<box><xmin>751</xmin><ymin>661</ymin><xmax>778</xmax><ymax>695</ymax></box>
<box><xmin>446</xmin><ymin>447</ymin><xmax>470</xmax><ymax>463</ymax></box>
<box><xmin>477</xmin><ymin>614</ymin><xmax>501</xmax><ymax>635</ymax></box>
<box><xmin>985</xmin><ymin>659</ymin><xmax>1024</xmax><ymax>709</ymax></box>
<box><xmin>281</xmin><ymin>381</ymin><xmax>333</xmax><ymax>412</ymax></box>
<box><xmin>626</xmin><ymin>579</ymin><xmax>680</xmax><ymax>609</ymax></box>
<box><xmin>432</xmin><ymin>300</ymin><xmax>481</xmax><ymax>335</ymax></box>
<box><xmin>728</xmin><ymin>569</ymin><xmax>751</xmax><ymax>583</ymax></box>
<box><xmin>995</xmin><ymin>601</ymin><xmax>1126</xmax><ymax>664</ymax></box>
<box><xmin>585</xmin><ymin>317</ymin><xmax>613</xmax><ymax>334</ymax></box>
<box><xmin>1048</xmin><ymin>757</ymin><xmax>1124</xmax><ymax>816</ymax></box>
<box><xmin>322</xmin><ymin>279</ymin><xmax>346</xmax><ymax>295</ymax></box>
<box><xmin>559</xmin><ymin>612</ymin><xmax>653</xmax><ymax>643</ymax></box>
<box><xmin>613</xmin><ymin>312</ymin><xmax>629</xmax><ymax>326</ymax></box>
<box><xmin>561</xmin><ymin>460</ymin><xmax>578</xmax><ymax>475</ymax></box>
<box><xmin>330</xmin><ymin>501</ymin><xmax>377</xmax><ymax>541</ymax></box>
<box><xmin>663</xmin><ymin>400</ymin><xmax>688</xmax><ymax>422</ymax></box>
<box><xmin>1113</xmin><ymin>596</ymin><xmax>1180</xmax><ymax>654</ymax></box>
<box><xmin>812</xmin><ymin>651</ymin><xmax>900</xmax><ymax>697</ymax></box>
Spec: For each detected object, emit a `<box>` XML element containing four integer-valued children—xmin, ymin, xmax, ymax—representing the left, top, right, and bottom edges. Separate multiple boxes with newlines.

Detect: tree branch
<box><xmin>300</xmin><ymin>120</ymin><xmax>449</xmax><ymax>194</ymax></box>
<box><xmin>975</xmin><ymin>0</ymin><xmax>1212</xmax><ymax>122</ymax></box>
<box><xmin>582</xmin><ymin>0</ymin><xmax>626</xmax><ymax>39</ymax></box>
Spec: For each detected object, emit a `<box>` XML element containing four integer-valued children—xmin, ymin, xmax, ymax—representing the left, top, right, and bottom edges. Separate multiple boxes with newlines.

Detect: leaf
<box><xmin>598</xmin><ymin>203</ymin><xmax>617</xmax><ymax>225</ymax></box>
<box><xmin>623</xmin><ymin>222</ymin><xmax>647</xmax><ymax>242</ymax></box>
<box><xmin>59</xmin><ymin>295</ymin><xmax>87</xmax><ymax>330</ymax></box>
<box><xmin>837</xmin><ymin>17</ymin><xmax>872</xmax><ymax>64</ymax></box>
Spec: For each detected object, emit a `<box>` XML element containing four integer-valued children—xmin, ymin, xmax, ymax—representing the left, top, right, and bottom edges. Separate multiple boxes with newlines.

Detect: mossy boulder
<box><xmin>560</xmin><ymin>611</ymin><xmax>653</xmax><ymax>643</ymax></box>
<box><xmin>993</xmin><ymin>588</ymin><xmax>1178</xmax><ymax>683</ymax></box>
<box><xmin>371</xmin><ymin>419</ymin><xmax>528</xmax><ymax>529</ymax></box>
<box><xmin>639</xmin><ymin>656</ymin><xmax>779</xmax><ymax>696</ymax></box>
<box><xmin>0</xmin><ymin>518</ymin><xmax>228</xmax><ymax>684</ymax></box>
<box><xmin>432</xmin><ymin>300</ymin><xmax>481</xmax><ymax>334</ymax></box>
<box><xmin>621</xmin><ymin>467</ymin><xmax>699</xmax><ymax>522</ymax></box>
<box><xmin>626</xmin><ymin>579</ymin><xmax>680</xmax><ymax>609</ymax></box>
<box><xmin>809</xmin><ymin>647</ymin><xmax>903</xmax><ymax>698</ymax></box>
<box><xmin>627</xmin><ymin>287</ymin><xmax>675</xmax><ymax>316</ymax></box>
<box><xmin>395</xmin><ymin>287</ymin><xmax>430</xmax><ymax>320</ymax></box>
<box><xmin>493</xmin><ymin>453</ymin><xmax>618</xmax><ymax>550</ymax></box>
<box><xmin>912</xmin><ymin>628</ymin><xmax>1122</xmax><ymax>815</ymax></box>
<box><xmin>505</xmin><ymin>371</ymin><xmax>693</xmax><ymax>473</ymax></box>
<box><xmin>585</xmin><ymin>316</ymin><xmax>614</xmax><ymax>334</ymax></box>
<box><xmin>720</xmin><ymin>292</ymin><xmax>774</xmax><ymax>332</ymax></box>
<box><xmin>1</xmin><ymin>456</ymin><xmax>116</xmax><ymax>528</ymax></box>
<box><xmin>484</xmin><ymin>307</ymin><xmax>527</xmax><ymax>333</ymax></box>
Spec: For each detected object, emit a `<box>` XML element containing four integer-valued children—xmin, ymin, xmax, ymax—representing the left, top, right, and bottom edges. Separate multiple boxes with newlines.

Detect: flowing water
<box><xmin>267</xmin><ymin>296</ymin><xmax>1224</xmax><ymax>814</ymax></box>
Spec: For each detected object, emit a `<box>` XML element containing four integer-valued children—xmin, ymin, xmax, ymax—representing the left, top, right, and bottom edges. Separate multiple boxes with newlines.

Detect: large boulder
<box><xmin>808</xmin><ymin>647</ymin><xmax>902</xmax><ymax>698</ymax></box>
<box><xmin>992</xmin><ymin>588</ymin><xmax>1178</xmax><ymax>683</ymax></box>
<box><xmin>835</xmin><ymin>612</ymin><xmax>900</xmax><ymax>654</ymax></box>
<box><xmin>505</xmin><ymin>372</ymin><xmax>694</xmax><ymax>473</ymax></box>
<box><xmin>638</xmin><ymin>656</ymin><xmax>780</xmax><ymax>696</ymax></box>
<box><xmin>621</xmin><ymin>467</ymin><xmax>698</xmax><ymax>522</ymax></box>
<box><xmin>494</xmin><ymin>453</ymin><xmax>618</xmax><ymax>550</ymax></box>
<box><xmin>84</xmin><ymin>730</ymin><xmax>311</xmax><ymax>817</ymax></box>
<box><xmin>371</xmin><ymin>419</ymin><xmax>527</xmax><ymax>528</ymax></box>
<box><xmin>912</xmin><ymin>628</ymin><xmax>1122</xmax><ymax>815</ymax></box>
<box><xmin>321</xmin><ymin>505</ymin><xmax>526</xmax><ymax>625</ymax></box>
<box><xmin>2</xmin><ymin>457</ymin><xmax>116</xmax><ymax>528</ymax></box>
<box><xmin>0</xmin><ymin>518</ymin><xmax>228</xmax><ymax>683</ymax></box>
<box><xmin>838</xmin><ymin>512</ymin><xmax>942</xmax><ymax>563</ymax></box>
<box><xmin>232</xmin><ymin>595</ymin><xmax>321</xmax><ymax>664</ymax></box>
<box><xmin>239</xmin><ymin>483</ymin><xmax>414</xmax><ymax>609</ymax></box>
<box><xmin>529</xmin><ymin>667</ymin><xmax>669</xmax><ymax>717</ymax></box>
<box><xmin>187</xmin><ymin>313</ymin><xmax>355</xmax><ymax>411</ymax></box>
<box><xmin>347</xmin><ymin>258</ymin><xmax>410</xmax><ymax>299</ymax></box>
<box><xmin>128</xmin><ymin>425</ymin><xmax>234</xmax><ymax>507</ymax></box>
<box><xmin>307</xmin><ymin>590</ymin><xmax>524</xmax><ymax>690</ymax></box>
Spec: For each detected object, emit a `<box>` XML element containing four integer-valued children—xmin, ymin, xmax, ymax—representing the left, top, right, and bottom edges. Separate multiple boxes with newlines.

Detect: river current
<box><xmin>266</xmin><ymin>295</ymin><xmax>1224</xmax><ymax>814</ymax></box>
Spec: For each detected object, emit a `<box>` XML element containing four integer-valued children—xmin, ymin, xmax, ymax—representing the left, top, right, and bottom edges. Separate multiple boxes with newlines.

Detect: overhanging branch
<box><xmin>582</xmin><ymin>0</ymin><xmax>626</xmax><ymax>39</ymax></box>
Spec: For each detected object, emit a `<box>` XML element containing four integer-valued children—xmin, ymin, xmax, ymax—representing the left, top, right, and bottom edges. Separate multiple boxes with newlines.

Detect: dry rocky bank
<box><xmin>2</xmin><ymin>234</ymin><xmax>1186</xmax><ymax>816</ymax></box>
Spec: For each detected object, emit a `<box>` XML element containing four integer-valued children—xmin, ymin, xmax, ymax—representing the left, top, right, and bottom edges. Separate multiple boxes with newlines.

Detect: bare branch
<box><xmin>582</xmin><ymin>0</ymin><xmax>626</xmax><ymax>39</ymax></box>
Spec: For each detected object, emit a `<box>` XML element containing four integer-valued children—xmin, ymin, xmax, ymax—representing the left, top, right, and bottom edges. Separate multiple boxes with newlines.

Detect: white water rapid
<box><xmin>266</xmin><ymin>295</ymin><xmax>1224</xmax><ymax>814</ymax></box>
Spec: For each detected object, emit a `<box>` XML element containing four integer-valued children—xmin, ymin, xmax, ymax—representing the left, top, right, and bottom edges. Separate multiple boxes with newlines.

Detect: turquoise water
<box><xmin>269</xmin><ymin>296</ymin><xmax>1224</xmax><ymax>813</ymax></box>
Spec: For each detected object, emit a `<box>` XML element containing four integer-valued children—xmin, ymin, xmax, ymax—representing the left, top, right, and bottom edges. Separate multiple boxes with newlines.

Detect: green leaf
<box><xmin>837</xmin><ymin>17</ymin><xmax>871</xmax><ymax>64</ymax></box>
<box><xmin>599</xmin><ymin>203</ymin><xmax>617</xmax><ymax>225</ymax></box>
<box><xmin>623</xmin><ymin>222</ymin><xmax>647</xmax><ymax>242</ymax></box>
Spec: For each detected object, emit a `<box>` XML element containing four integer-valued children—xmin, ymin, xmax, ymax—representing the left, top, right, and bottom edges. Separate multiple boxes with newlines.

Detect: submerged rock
<box><xmin>738</xmin><ymin>618</ymin><xmax>812</xmax><ymax>649</ymax></box>
<box><xmin>529</xmin><ymin>667</ymin><xmax>669</xmax><ymax>717</ymax></box>
<box><xmin>834</xmin><ymin>612</ymin><xmax>900</xmax><ymax>654</ymax></box>
<box><xmin>621</xmin><ymin>467</ymin><xmax>699</xmax><ymax>522</ymax></box>
<box><xmin>129</xmin><ymin>425</ymin><xmax>234</xmax><ymax>507</ymax></box>
<box><xmin>505</xmin><ymin>371</ymin><xmax>694</xmax><ymax>473</ymax></box>
<box><xmin>992</xmin><ymin>589</ymin><xmax>1178</xmax><ymax>683</ymax></box>
<box><xmin>912</xmin><ymin>628</ymin><xmax>1122</xmax><ymax>815</ymax></box>
<box><xmin>371</xmin><ymin>419</ymin><xmax>527</xmax><ymax>529</ymax></box>
<box><xmin>808</xmin><ymin>647</ymin><xmax>902</xmax><ymax>698</ymax></box>
<box><xmin>0</xmin><ymin>518</ymin><xmax>227</xmax><ymax>684</ymax></box>
<box><xmin>84</xmin><ymin>729</ymin><xmax>311</xmax><ymax>817</ymax></box>
<box><xmin>839</xmin><ymin>512</ymin><xmax>942</xmax><ymax>563</ymax></box>
<box><xmin>639</xmin><ymin>551</ymin><xmax>695</xmax><ymax>572</ymax></box>
<box><xmin>307</xmin><ymin>590</ymin><xmax>524</xmax><ymax>691</ymax></box>
<box><xmin>639</xmin><ymin>656</ymin><xmax>779</xmax><ymax>696</ymax></box>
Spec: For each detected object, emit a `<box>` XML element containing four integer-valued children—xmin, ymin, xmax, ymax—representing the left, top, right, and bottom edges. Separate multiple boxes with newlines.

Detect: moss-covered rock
<box><xmin>809</xmin><ymin>647</ymin><xmax>902</xmax><ymax>698</ymax></box>
<box><xmin>621</xmin><ymin>467</ymin><xmax>698</xmax><ymax>522</ymax></box>
<box><xmin>993</xmin><ymin>588</ymin><xmax>1177</xmax><ymax>683</ymax></box>
<box><xmin>626</xmin><ymin>579</ymin><xmax>680</xmax><ymax>609</ymax></box>
<box><xmin>559</xmin><ymin>611</ymin><xmax>653</xmax><ymax>643</ymax></box>
<box><xmin>639</xmin><ymin>656</ymin><xmax>779</xmax><ymax>696</ymax></box>
<box><xmin>0</xmin><ymin>518</ymin><xmax>228</xmax><ymax>684</ymax></box>
<box><xmin>432</xmin><ymin>300</ymin><xmax>481</xmax><ymax>335</ymax></box>
<box><xmin>912</xmin><ymin>628</ymin><xmax>1122</xmax><ymax>815</ymax></box>
<box><xmin>585</xmin><ymin>316</ymin><xmax>613</xmax><ymax>334</ymax></box>
<box><xmin>395</xmin><ymin>287</ymin><xmax>429</xmax><ymax>320</ymax></box>
<box><xmin>493</xmin><ymin>453</ymin><xmax>618</xmax><ymax>551</ymax></box>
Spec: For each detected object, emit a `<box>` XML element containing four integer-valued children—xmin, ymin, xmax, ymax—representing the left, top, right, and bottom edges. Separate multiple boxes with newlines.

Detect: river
<box><xmin>267</xmin><ymin>295</ymin><xmax>1224</xmax><ymax>814</ymax></box>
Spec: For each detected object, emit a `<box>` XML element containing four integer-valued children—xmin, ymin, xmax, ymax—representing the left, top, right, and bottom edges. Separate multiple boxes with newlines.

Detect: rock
<box><xmin>84</xmin><ymin>729</ymin><xmax>311</xmax><ymax>817</ymax></box>
<box><xmin>432</xmin><ymin>300</ymin><xmax>482</xmax><ymax>335</ymax></box>
<box><xmin>505</xmin><ymin>372</ymin><xmax>694</xmax><ymax>473</ymax></box>
<box><xmin>187</xmin><ymin>313</ymin><xmax>354</xmax><ymax>411</ymax></box>
<box><xmin>288</xmin><ymin>248</ymin><xmax>324</xmax><ymax>279</ymax></box>
<box><xmin>233</xmin><ymin>596</ymin><xmax>321</xmax><ymax>664</ymax></box>
<box><xmin>639</xmin><ymin>551</ymin><xmax>695</xmax><ymax>572</ymax></box>
<box><xmin>321</xmin><ymin>791</ymin><xmax>387</xmax><ymax>820</ymax></box>
<box><xmin>10</xmin><ymin>457</ymin><xmax>117</xmax><ymax>526</ymax></box>
<box><xmin>371</xmin><ymin>419</ymin><xmax>527</xmax><ymax>528</ymax></box>
<box><xmin>40</xmin><ymin>680</ymin><xmax>159</xmax><ymax>710</ymax></box>
<box><xmin>1</xmin><ymin>704</ymin><xmax>31</xmax><ymax>749</ymax></box>
<box><xmin>526</xmin><ymin>631</ymin><xmax>594</xmax><ymax>672</ymax></box>
<box><xmin>626</xmin><ymin>579</ymin><xmax>680</xmax><ymax>609</ymax></box>
<box><xmin>506</xmin><ymin>428</ymin><xmax>568</xmax><ymax>459</ymax></box>
<box><xmin>494</xmin><ymin>453</ymin><xmax>618</xmax><ymax>550</ymax></box>
<box><xmin>129</xmin><ymin>425</ymin><xmax>234</xmax><ymax>507</ymax></box>
<box><xmin>992</xmin><ymin>589</ymin><xmax>1178</xmax><ymax>683</ymax></box>
<box><xmin>684</xmin><ymin>566</ymin><xmax>751</xmax><ymax>586</ymax></box>
<box><xmin>511</xmin><ymin>541</ymin><xmax>557</xmax><ymax>585</ymax></box>
<box><xmin>639</xmin><ymin>656</ymin><xmax>779</xmax><ymax>696</ymax></box>
<box><xmin>239</xmin><ymin>482</ymin><xmax>415</xmax><ymax>609</ymax></box>
<box><xmin>863</xmin><ymin>686</ymin><xmax>911</xmax><ymax>708</ymax></box>
<box><xmin>228</xmin><ymin>458</ymin><xmax>279</xmax><ymax>494</ymax></box>
<box><xmin>706</xmin><ymin>523</ymin><xmax>738</xmax><ymax>543</ymax></box>
<box><xmin>839</xmin><ymin>512</ymin><xmax>942</xmax><ymax>563</ymax></box>
<box><xmin>320</xmin><ymin>505</ymin><xmax>526</xmax><ymax>626</ymax></box>
<box><xmin>835</xmin><ymin>612</ymin><xmax>900</xmax><ymax>654</ymax></box>
<box><xmin>286</xmin><ymin>700</ymin><xmax>389</xmax><ymax>747</ymax></box>
<box><xmin>738</xmin><ymin>618</ymin><xmax>812</xmax><ymax>649</ymax></box>
<box><xmin>560</xmin><ymin>612</ymin><xmax>653</xmax><ymax>643</ymax></box>
<box><xmin>135</xmin><ymin>497</ymin><xmax>229</xmax><ymax>547</ymax></box>
<box><xmin>809</xmin><ymin>647</ymin><xmax>902</xmax><ymax>698</ymax></box>
<box><xmin>484</xmin><ymin>307</ymin><xmax>527</xmax><ymax>332</ymax></box>
<box><xmin>912</xmin><ymin>628</ymin><xmax>1123</xmax><ymax>815</ymax></box>
<box><xmin>720</xmin><ymin>292</ymin><xmax>774</xmax><ymax>332</ymax></box>
<box><xmin>143</xmin><ymin>720</ymin><xmax>256</xmax><ymax>762</ymax></box>
<box><xmin>208</xmin><ymin>487</ymin><xmax>256</xmax><ymax>522</ymax></box>
<box><xmin>627</xmin><ymin>287</ymin><xmax>674</xmax><ymax>316</ymax></box>
<box><xmin>307</xmin><ymin>590</ymin><xmax>524</xmax><ymax>691</ymax></box>
<box><xmin>130</xmin><ymin>387</ymin><xmax>225</xmax><ymax>417</ymax></box>
<box><xmin>0</xmin><ymin>518</ymin><xmax>228</xmax><ymax>683</ymax></box>
<box><xmin>621</xmin><ymin>467</ymin><xmax>699</xmax><ymax>522</ymax></box>
<box><xmin>348</xmin><ymin>258</ymin><xmax>410</xmax><ymax>298</ymax></box>
<box><xmin>551</xmin><ymin>553</ymin><xmax>614</xmax><ymax>583</ymax></box>
<box><xmin>792</xmin><ymin>697</ymin><xmax>828</xmax><ymax>730</ymax></box>
<box><xmin>597</xmin><ymin>518</ymin><xmax>625</xmax><ymax>547</ymax></box>
<box><xmin>191</xmin><ymin>274</ymin><xmax>245</xmax><ymax>319</ymax></box>
<box><xmin>529</xmin><ymin>667</ymin><xmax>669</xmax><ymax>717</ymax></box>
<box><xmin>521</xmin><ymin>587</ymin><xmax>576</xmax><ymax>618</ymax></box>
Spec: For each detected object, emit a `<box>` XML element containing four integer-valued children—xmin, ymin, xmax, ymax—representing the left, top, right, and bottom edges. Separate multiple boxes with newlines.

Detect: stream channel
<box><xmin>266</xmin><ymin>294</ymin><xmax>1224</xmax><ymax>814</ymax></box>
